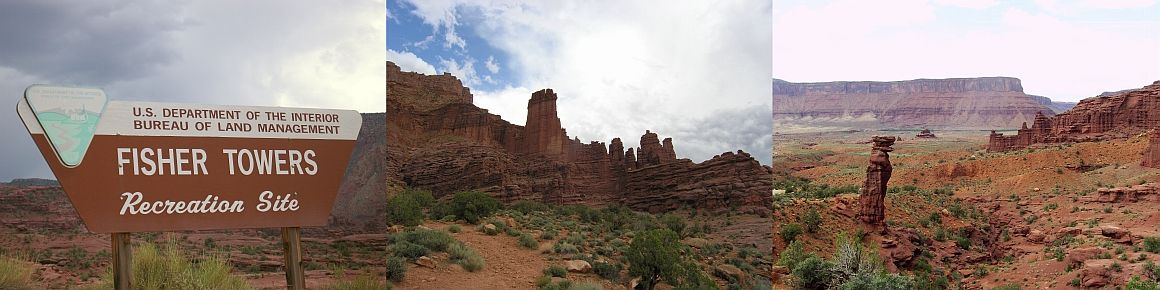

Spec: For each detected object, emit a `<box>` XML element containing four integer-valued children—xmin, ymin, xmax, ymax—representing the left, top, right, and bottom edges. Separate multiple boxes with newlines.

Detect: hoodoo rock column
<box><xmin>523</xmin><ymin>89</ymin><xmax>567</xmax><ymax>159</ymax></box>
<box><xmin>858</xmin><ymin>136</ymin><xmax>896</xmax><ymax>229</ymax></box>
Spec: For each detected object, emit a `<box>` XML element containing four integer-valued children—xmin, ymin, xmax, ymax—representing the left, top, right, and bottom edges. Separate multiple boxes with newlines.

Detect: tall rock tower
<box><xmin>523</xmin><ymin>89</ymin><xmax>567</xmax><ymax>159</ymax></box>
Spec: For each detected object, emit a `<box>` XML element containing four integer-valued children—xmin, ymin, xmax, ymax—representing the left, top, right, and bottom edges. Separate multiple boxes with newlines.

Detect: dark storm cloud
<box><xmin>0</xmin><ymin>1</ymin><xmax>187</xmax><ymax>84</ymax></box>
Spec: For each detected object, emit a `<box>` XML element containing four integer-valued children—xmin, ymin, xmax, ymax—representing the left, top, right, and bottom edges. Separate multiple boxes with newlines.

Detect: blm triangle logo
<box><xmin>23</xmin><ymin>85</ymin><xmax>107</xmax><ymax>167</ymax></box>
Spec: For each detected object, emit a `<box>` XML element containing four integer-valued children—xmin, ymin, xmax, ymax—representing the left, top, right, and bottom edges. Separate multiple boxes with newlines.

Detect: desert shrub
<box><xmin>554</xmin><ymin>242</ymin><xmax>580</xmax><ymax>254</ymax></box>
<box><xmin>954</xmin><ymin>235</ymin><xmax>972</xmax><ymax>250</ymax></box>
<box><xmin>540</xmin><ymin>229</ymin><xmax>558</xmax><ymax>240</ymax></box>
<box><xmin>400</xmin><ymin>188</ymin><xmax>436</xmax><ymax>208</ymax></box>
<box><xmin>387</xmin><ymin>193</ymin><xmax>423</xmax><ymax>226</ymax></box>
<box><xmin>777</xmin><ymin>240</ymin><xmax>807</xmax><ymax>269</ymax></box>
<box><xmin>544</xmin><ymin>265</ymin><xmax>568</xmax><ymax>278</ymax></box>
<box><xmin>323</xmin><ymin>271</ymin><xmax>388</xmax><ymax>290</ymax></box>
<box><xmin>660</xmin><ymin>213</ymin><xmax>687</xmax><ymax>237</ymax></box>
<box><xmin>829</xmin><ymin>232</ymin><xmax>885</xmax><ymax>286</ymax></box>
<box><xmin>991</xmin><ymin>283</ymin><xmax>1021</xmax><ymax>290</ymax></box>
<box><xmin>395</xmin><ymin>228</ymin><xmax>455</xmax><ymax>252</ymax></box>
<box><xmin>448</xmin><ymin>243</ymin><xmax>485</xmax><ymax>272</ymax></box>
<box><xmin>447</xmin><ymin>225</ymin><xmax>461</xmax><ymax>233</ymax></box>
<box><xmin>802</xmin><ymin>208</ymin><xmax>822</xmax><ymax>234</ymax></box>
<box><xmin>569</xmin><ymin>282</ymin><xmax>603</xmax><ymax>290</ymax></box>
<box><xmin>790</xmin><ymin>254</ymin><xmax>832</xmax><ymax>290</ymax></box>
<box><xmin>480</xmin><ymin>224</ymin><xmax>500</xmax><ymax>236</ymax></box>
<box><xmin>593</xmin><ymin>261</ymin><xmax>621</xmax><ymax>281</ymax></box>
<box><xmin>519</xmin><ymin>233</ymin><xmax>539</xmax><ymax>250</ymax></box>
<box><xmin>781</xmin><ymin>223</ymin><xmax>804</xmax><ymax>243</ymax></box>
<box><xmin>626</xmin><ymin>229</ymin><xmax>681</xmax><ymax>290</ymax></box>
<box><xmin>1144</xmin><ymin>237</ymin><xmax>1160</xmax><ymax>253</ymax></box>
<box><xmin>675</xmin><ymin>262</ymin><xmax>719</xmax><ymax>290</ymax></box>
<box><xmin>738</xmin><ymin>246</ymin><xmax>757</xmax><ymax>259</ymax></box>
<box><xmin>1126</xmin><ymin>276</ymin><xmax>1160</xmax><ymax>290</ymax></box>
<box><xmin>111</xmin><ymin>241</ymin><xmax>251</xmax><ymax>290</ymax></box>
<box><xmin>927</xmin><ymin>212</ymin><xmax>942</xmax><ymax>225</ymax></box>
<box><xmin>0</xmin><ymin>256</ymin><xmax>35</xmax><ymax>290</ymax></box>
<box><xmin>430</xmin><ymin>191</ymin><xmax>501</xmax><ymax>224</ymax></box>
<box><xmin>390</xmin><ymin>241</ymin><xmax>429</xmax><ymax>261</ymax></box>
<box><xmin>837</xmin><ymin>272</ymin><xmax>913</xmax><ymax>290</ymax></box>
<box><xmin>385</xmin><ymin>256</ymin><xmax>406</xmax><ymax>282</ymax></box>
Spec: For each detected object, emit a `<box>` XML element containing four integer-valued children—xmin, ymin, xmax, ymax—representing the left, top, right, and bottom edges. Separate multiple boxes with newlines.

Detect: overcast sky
<box><xmin>387</xmin><ymin>0</ymin><xmax>774</xmax><ymax>166</ymax></box>
<box><xmin>0</xmin><ymin>0</ymin><xmax>385</xmax><ymax>181</ymax></box>
<box><xmin>774</xmin><ymin>0</ymin><xmax>1160</xmax><ymax>102</ymax></box>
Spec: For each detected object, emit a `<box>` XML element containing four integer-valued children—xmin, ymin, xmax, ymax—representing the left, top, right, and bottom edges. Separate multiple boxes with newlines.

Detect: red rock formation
<box><xmin>387</xmin><ymin>61</ymin><xmax>473</xmax><ymax>112</ymax></box>
<box><xmin>522</xmin><ymin>89</ymin><xmax>568</xmax><ymax>159</ymax></box>
<box><xmin>988</xmin><ymin>81</ymin><xmax>1160</xmax><ymax>152</ymax></box>
<box><xmin>773</xmin><ymin>77</ymin><xmax>1055</xmax><ymax>129</ymax></box>
<box><xmin>1144</xmin><ymin>130</ymin><xmax>1160</xmax><ymax>168</ymax></box>
<box><xmin>1079</xmin><ymin>183</ymin><xmax>1160</xmax><ymax>203</ymax></box>
<box><xmin>387</xmin><ymin>62</ymin><xmax>772</xmax><ymax>212</ymax></box>
<box><xmin>858</xmin><ymin>136</ymin><xmax>895</xmax><ymax>228</ymax></box>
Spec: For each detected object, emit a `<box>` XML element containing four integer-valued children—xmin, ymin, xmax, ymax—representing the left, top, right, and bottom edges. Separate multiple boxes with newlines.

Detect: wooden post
<box><xmin>111</xmin><ymin>232</ymin><xmax>132</xmax><ymax>290</ymax></box>
<box><xmin>281</xmin><ymin>227</ymin><xmax>305</xmax><ymax>290</ymax></box>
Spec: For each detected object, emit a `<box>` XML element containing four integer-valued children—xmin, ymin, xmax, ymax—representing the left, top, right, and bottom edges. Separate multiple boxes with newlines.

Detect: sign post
<box><xmin>17</xmin><ymin>85</ymin><xmax>361</xmax><ymax>289</ymax></box>
<box><xmin>281</xmin><ymin>227</ymin><xmax>305</xmax><ymax>290</ymax></box>
<box><xmin>112</xmin><ymin>233</ymin><xmax>132</xmax><ymax>289</ymax></box>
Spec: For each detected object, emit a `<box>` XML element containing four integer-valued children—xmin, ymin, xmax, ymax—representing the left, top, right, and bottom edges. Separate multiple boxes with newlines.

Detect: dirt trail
<box><xmin>394</xmin><ymin>222</ymin><xmax>552</xmax><ymax>289</ymax></box>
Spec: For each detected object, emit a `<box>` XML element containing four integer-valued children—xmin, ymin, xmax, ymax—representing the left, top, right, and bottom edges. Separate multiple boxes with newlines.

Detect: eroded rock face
<box><xmin>987</xmin><ymin>81</ymin><xmax>1160</xmax><ymax>152</ymax></box>
<box><xmin>387</xmin><ymin>61</ymin><xmax>772</xmax><ymax>212</ymax></box>
<box><xmin>773</xmin><ymin>77</ymin><xmax>1055</xmax><ymax>129</ymax></box>
<box><xmin>1144</xmin><ymin>130</ymin><xmax>1160</xmax><ymax>168</ymax></box>
<box><xmin>1080</xmin><ymin>183</ymin><xmax>1160</xmax><ymax>203</ymax></box>
<box><xmin>387</xmin><ymin>61</ymin><xmax>473</xmax><ymax>112</ymax></box>
<box><xmin>858</xmin><ymin>136</ymin><xmax>895</xmax><ymax>227</ymax></box>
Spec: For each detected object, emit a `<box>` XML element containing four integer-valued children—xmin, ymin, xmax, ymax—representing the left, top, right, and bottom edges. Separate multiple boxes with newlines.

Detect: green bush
<box><xmin>431</xmin><ymin>191</ymin><xmax>501</xmax><ymax>224</ymax></box>
<box><xmin>400</xmin><ymin>188</ymin><xmax>436</xmax><ymax>207</ymax></box>
<box><xmin>448</xmin><ymin>225</ymin><xmax>461</xmax><ymax>233</ymax></box>
<box><xmin>675</xmin><ymin>262</ymin><xmax>720</xmax><ymax>290</ymax></box>
<box><xmin>554</xmin><ymin>242</ymin><xmax>580</xmax><ymax>254</ymax></box>
<box><xmin>323</xmin><ymin>271</ymin><xmax>388</xmax><ymax>290</ymax></box>
<box><xmin>519</xmin><ymin>233</ymin><xmax>539</xmax><ymax>250</ymax></box>
<box><xmin>1144</xmin><ymin>237</ymin><xmax>1160</xmax><ymax>253</ymax></box>
<box><xmin>991</xmin><ymin>283</ymin><xmax>1021</xmax><ymax>290</ymax></box>
<box><xmin>802</xmin><ymin>208</ymin><xmax>822</xmax><ymax>234</ymax></box>
<box><xmin>777</xmin><ymin>240</ymin><xmax>807</xmax><ymax>269</ymax></box>
<box><xmin>790</xmin><ymin>254</ymin><xmax>832</xmax><ymax>290</ymax></box>
<box><xmin>385</xmin><ymin>257</ymin><xmax>407</xmax><ymax>282</ymax></box>
<box><xmin>448</xmin><ymin>243</ymin><xmax>485</xmax><ymax>272</ymax></box>
<box><xmin>387</xmin><ymin>194</ymin><xmax>423</xmax><ymax>226</ymax></box>
<box><xmin>1126</xmin><ymin>276</ymin><xmax>1159</xmax><ymax>290</ymax></box>
<box><xmin>660</xmin><ymin>213</ymin><xmax>687</xmax><ymax>237</ymax></box>
<box><xmin>391</xmin><ymin>241</ymin><xmax>429</xmax><ymax>261</ymax></box>
<box><xmin>781</xmin><ymin>223</ymin><xmax>804</xmax><ymax>243</ymax></box>
<box><xmin>105</xmin><ymin>241</ymin><xmax>252</xmax><ymax>290</ymax></box>
<box><xmin>511</xmin><ymin>200</ymin><xmax>550</xmax><ymax>214</ymax></box>
<box><xmin>954</xmin><ymin>235</ymin><xmax>972</xmax><ymax>250</ymax></box>
<box><xmin>0</xmin><ymin>256</ymin><xmax>35</xmax><ymax>290</ymax></box>
<box><xmin>593</xmin><ymin>261</ymin><xmax>621</xmax><ymax>281</ymax></box>
<box><xmin>396</xmin><ymin>228</ymin><xmax>455</xmax><ymax>252</ymax></box>
<box><xmin>544</xmin><ymin>265</ymin><xmax>568</xmax><ymax>278</ymax></box>
<box><xmin>626</xmin><ymin>229</ymin><xmax>681</xmax><ymax>290</ymax></box>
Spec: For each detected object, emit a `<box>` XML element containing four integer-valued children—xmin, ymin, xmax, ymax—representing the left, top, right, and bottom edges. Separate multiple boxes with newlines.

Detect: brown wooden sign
<box><xmin>17</xmin><ymin>85</ymin><xmax>362</xmax><ymax>233</ymax></box>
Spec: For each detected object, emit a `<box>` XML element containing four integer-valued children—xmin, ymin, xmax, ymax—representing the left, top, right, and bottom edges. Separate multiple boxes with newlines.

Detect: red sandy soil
<box><xmin>774</xmin><ymin>130</ymin><xmax>1160</xmax><ymax>289</ymax></box>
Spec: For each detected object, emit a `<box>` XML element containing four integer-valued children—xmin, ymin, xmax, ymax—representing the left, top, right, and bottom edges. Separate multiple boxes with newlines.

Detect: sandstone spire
<box><xmin>1144</xmin><ymin>130</ymin><xmax>1160</xmax><ymax>169</ymax></box>
<box><xmin>522</xmin><ymin>89</ymin><xmax>566</xmax><ymax>159</ymax></box>
<box><xmin>858</xmin><ymin>136</ymin><xmax>895</xmax><ymax>229</ymax></box>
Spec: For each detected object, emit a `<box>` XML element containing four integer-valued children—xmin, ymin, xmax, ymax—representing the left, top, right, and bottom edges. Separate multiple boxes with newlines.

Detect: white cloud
<box><xmin>438</xmin><ymin>56</ymin><xmax>481</xmax><ymax>87</ymax></box>
<box><xmin>0</xmin><ymin>0</ymin><xmax>385</xmax><ymax>180</ymax></box>
<box><xmin>1077</xmin><ymin>0</ymin><xmax>1157</xmax><ymax>9</ymax></box>
<box><xmin>774</xmin><ymin>1</ymin><xmax>1160</xmax><ymax>101</ymax></box>
<box><xmin>387</xmin><ymin>49</ymin><xmax>437</xmax><ymax>74</ymax></box>
<box><xmin>397</xmin><ymin>0</ymin><xmax>772</xmax><ymax>164</ymax></box>
<box><xmin>485</xmin><ymin>55</ymin><xmax>500</xmax><ymax>74</ymax></box>
<box><xmin>934</xmin><ymin>0</ymin><xmax>998</xmax><ymax>9</ymax></box>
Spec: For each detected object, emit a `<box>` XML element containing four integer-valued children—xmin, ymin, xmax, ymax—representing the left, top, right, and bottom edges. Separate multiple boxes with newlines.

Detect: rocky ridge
<box><xmin>987</xmin><ymin>81</ymin><xmax>1160</xmax><ymax>152</ymax></box>
<box><xmin>773</xmin><ymin>77</ymin><xmax>1056</xmax><ymax>130</ymax></box>
<box><xmin>388</xmin><ymin>61</ymin><xmax>772</xmax><ymax>213</ymax></box>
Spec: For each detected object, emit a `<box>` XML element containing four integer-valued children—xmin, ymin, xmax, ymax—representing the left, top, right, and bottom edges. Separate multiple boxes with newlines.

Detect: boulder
<box><xmin>564</xmin><ymin>260</ymin><xmax>591</xmax><ymax>273</ymax></box>
<box><xmin>1065</xmin><ymin>247</ymin><xmax>1105</xmax><ymax>267</ymax></box>
<box><xmin>415</xmin><ymin>256</ymin><xmax>437</xmax><ymax>269</ymax></box>
<box><xmin>714</xmin><ymin>264</ymin><xmax>748</xmax><ymax>282</ymax></box>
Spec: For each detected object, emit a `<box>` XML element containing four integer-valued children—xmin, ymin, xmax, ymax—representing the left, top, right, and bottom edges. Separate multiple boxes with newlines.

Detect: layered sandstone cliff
<box><xmin>387</xmin><ymin>61</ymin><xmax>772</xmax><ymax>212</ymax></box>
<box><xmin>773</xmin><ymin>77</ymin><xmax>1056</xmax><ymax>129</ymax></box>
<box><xmin>987</xmin><ymin>81</ymin><xmax>1160</xmax><ymax>152</ymax></box>
<box><xmin>1143</xmin><ymin>131</ymin><xmax>1160</xmax><ymax>169</ymax></box>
